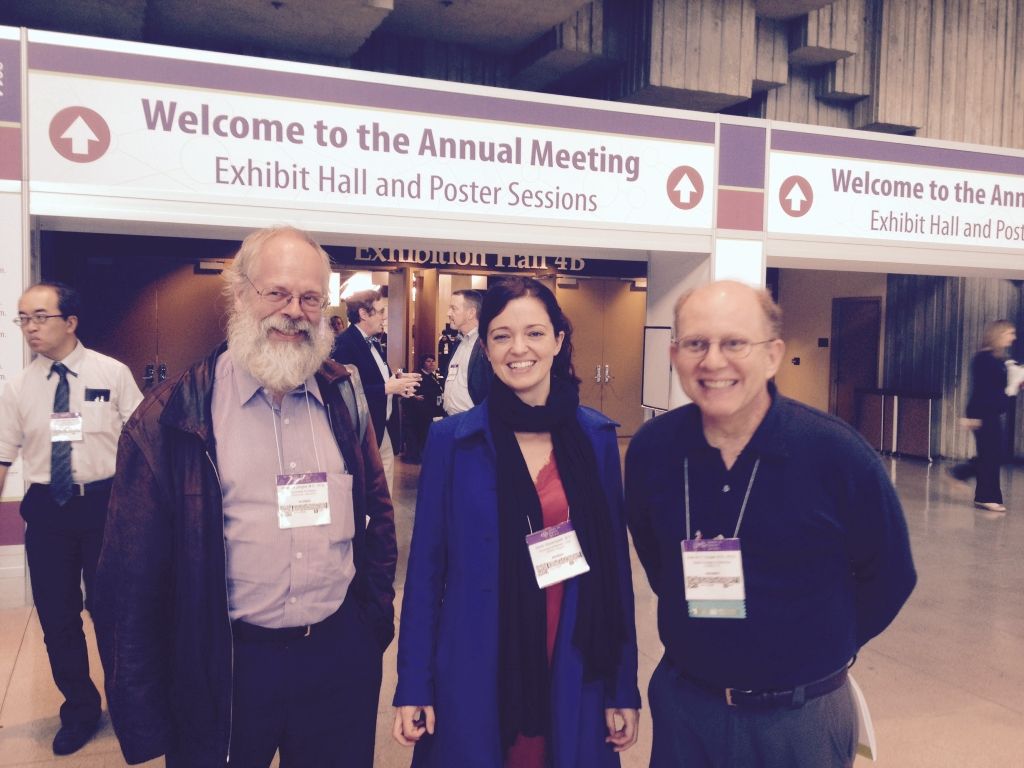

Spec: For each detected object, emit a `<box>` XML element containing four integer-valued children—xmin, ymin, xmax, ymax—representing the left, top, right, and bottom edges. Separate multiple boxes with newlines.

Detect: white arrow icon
<box><xmin>673</xmin><ymin>172</ymin><xmax>696</xmax><ymax>207</ymax></box>
<box><xmin>61</xmin><ymin>116</ymin><xmax>99</xmax><ymax>155</ymax></box>
<box><xmin>785</xmin><ymin>181</ymin><xmax>806</xmax><ymax>213</ymax></box>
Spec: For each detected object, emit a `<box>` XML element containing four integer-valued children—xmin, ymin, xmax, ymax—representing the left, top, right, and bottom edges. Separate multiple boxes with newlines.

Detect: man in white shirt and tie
<box><xmin>0</xmin><ymin>281</ymin><xmax>142</xmax><ymax>755</ymax></box>
<box><xmin>442</xmin><ymin>289</ymin><xmax>491</xmax><ymax>416</ymax></box>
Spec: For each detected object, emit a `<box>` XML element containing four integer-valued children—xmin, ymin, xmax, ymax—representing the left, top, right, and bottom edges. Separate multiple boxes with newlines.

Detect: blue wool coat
<box><xmin>394</xmin><ymin>403</ymin><xmax>641</xmax><ymax>768</ymax></box>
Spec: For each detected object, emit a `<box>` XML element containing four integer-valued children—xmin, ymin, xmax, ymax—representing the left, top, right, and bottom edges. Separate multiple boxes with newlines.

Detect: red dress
<box><xmin>505</xmin><ymin>453</ymin><xmax>568</xmax><ymax>768</ymax></box>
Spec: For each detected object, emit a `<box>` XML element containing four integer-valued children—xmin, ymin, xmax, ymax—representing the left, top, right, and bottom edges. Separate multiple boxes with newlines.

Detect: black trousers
<box><xmin>974</xmin><ymin>416</ymin><xmax>1004</xmax><ymax>504</ymax></box>
<box><xmin>225</xmin><ymin>595</ymin><xmax>384</xmax><ymax>768</ymax></box>
<box><xmin>21</xmin><ymin>482</ymin><xmax>107</xmax><ymax>728</ymax></box>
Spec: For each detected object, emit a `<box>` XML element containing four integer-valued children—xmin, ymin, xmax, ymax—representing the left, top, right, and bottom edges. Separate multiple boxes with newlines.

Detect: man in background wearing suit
<box><xmin>333</xmin><ymin>289</ymin><xmax>419</xmax><ymax>490</ymax></box>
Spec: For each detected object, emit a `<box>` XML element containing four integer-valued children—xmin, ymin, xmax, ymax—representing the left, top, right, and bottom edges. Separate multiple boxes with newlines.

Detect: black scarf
<box><xmin>489</xmin><ymin>376</ymin><xmax>625</xmax><ymax>752</ymax></box>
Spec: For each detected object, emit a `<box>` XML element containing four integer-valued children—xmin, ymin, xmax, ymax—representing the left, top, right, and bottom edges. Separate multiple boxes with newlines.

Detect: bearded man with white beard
<box><xmin>93</xmin><ymin>226</ymin><xmax>397</xmax><ymax>768</ymax></box>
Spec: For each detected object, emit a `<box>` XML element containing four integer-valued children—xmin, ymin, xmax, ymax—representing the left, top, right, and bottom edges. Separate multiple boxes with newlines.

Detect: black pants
<box><xmin>225</xmin><ymin>595</ymin><xmax>383</xmax><ymax>768</ymax></box>
<box><xmin>21</xmin><ymin>482</ymin><xmax>107</xmax><ymax>728</ymax></box>
<box><xmin>974</xmin><ymin>416</ymin><xmax>1004</xmax><ymax>504</ymax></box>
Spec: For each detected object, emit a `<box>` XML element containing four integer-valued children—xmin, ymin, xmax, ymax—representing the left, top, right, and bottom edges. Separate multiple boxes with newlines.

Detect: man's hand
<box><xmin>392</xmin><ymin>705</ymin><xmax>435</xmax><ymax>746</ymax></box>
<box><xmin>384</xmin><ymin>371</ymin><xmax>422</xmax><ymax>398</ymax></box>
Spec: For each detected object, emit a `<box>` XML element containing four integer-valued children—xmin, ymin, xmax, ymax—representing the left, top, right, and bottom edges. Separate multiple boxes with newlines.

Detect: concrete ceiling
<box><xmin>376</xmin><ymin>0</ymin><xmax>594</xmax><ymax>53</ymax></box>
<box><xmin>754</xmin><ymin>0</ymin><xmax>836</xmax><ymax>19</ymax></box>
<box><xmin>0</xmin><ymin>0</ymin><xmax>594</xmax><ymax>63</ymax></box>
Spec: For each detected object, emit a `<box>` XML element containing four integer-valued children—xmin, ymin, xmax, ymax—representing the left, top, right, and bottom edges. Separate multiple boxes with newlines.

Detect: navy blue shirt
<box><xmin>625</xmin><ymin>386</ymin><xmax>916</xmax><ymax>691</ymax></box>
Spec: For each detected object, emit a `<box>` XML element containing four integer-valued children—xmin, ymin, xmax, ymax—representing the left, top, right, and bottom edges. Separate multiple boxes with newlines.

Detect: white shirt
<box><xmin>358</xmin><ymin>326</ymin><xmax>392</xmax><ymax>420</ymax></box>
<box><xmin>443</xmin><ymin>327</ymin><xmax>478</xmax><ymax>415</ymax></box>
<box><xmin>0</xmin><ymin>342</ymin><xmax>143</xmax><ymax>485</ymax></box>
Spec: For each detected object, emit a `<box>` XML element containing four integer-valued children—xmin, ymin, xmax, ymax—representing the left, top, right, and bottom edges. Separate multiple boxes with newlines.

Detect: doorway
<box><xmin>556</xmin><ymin>278</ymin><xmax>646</xmax><ymax>436</ymax></box>
<box><xmin>829</xmin><ymin>297</ymin><xmax>881</xmax><ymax>427</ymax></box>
<box><xmin>43</xmin><ymin>232</ymin><xmax>233</xmax><ymax>391</ymax></box>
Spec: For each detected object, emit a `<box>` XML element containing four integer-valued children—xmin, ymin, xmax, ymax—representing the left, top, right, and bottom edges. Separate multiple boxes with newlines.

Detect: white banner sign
<box><xmin>29</xmin><ymin>73</ymin><xmax>714</xmax><ymax>231</ymax></box>
<box><xmin>0</xmin><ymin>192</ymin><xmax>25</xmax><ymax>501</ymax></box>
<box><xmin>768</xmin><ymin>152</ymin><xmax>1024</xmax><ymax>249</ymax></box>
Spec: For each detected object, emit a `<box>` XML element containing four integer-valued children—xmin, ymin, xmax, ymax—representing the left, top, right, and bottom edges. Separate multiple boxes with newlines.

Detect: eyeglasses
<box><xmin>245</xmin><ymin>275</ymin><xmax>328</xmax><ymax>311</ymax></box>
<box><xmin>671</xmin><ymin>336</ymin><xmax>776</xmax><ymax>360</ymax></box>
<box><xmin>13</xmin><ymin>313</ymin><xmax>66</xmax><ymax>327</ymax></box>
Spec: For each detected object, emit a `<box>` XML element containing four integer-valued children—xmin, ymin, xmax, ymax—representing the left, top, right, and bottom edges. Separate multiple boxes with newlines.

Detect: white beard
<box><xmin>227</xmin><ymin>309</ymin><xmax>335</xmax><ymax>394</ymax></box>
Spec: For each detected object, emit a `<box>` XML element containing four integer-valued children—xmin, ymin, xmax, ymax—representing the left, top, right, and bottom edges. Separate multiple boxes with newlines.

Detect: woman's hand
<box><xmin>604</xmin><ymin>707</ymin><xmax>639</xmax><ymax>752</ymax></box>
<box><xmin>392</xmin><ymin>705</ymin><xmax>435</xmax><ymax>746</ymax></box>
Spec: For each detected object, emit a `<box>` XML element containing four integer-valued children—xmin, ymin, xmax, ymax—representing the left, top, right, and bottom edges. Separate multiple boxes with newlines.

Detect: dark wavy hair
<box><xmin>344</xmin><ymin>289</ymin><xmax>382</xmax><ymax>325</ymax></box>
<box><xmin>478</xmin><ymin>277</ymin><xmax>580</xmax><ymax>389</ymax></box>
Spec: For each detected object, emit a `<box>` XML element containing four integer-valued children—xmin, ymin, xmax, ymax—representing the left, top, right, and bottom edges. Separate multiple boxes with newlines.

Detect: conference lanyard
<box><xmin>270</xmin><ymin>388</ymin><xmax>331</xmax><ymax>529</ymax></box>
<box><xmin>680</xmin><ymin>456</ymin><xmax>760</xmax><ymax>619</ymax></box>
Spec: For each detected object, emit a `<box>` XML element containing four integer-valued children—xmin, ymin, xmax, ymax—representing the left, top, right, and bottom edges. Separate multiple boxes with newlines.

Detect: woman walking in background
<box><xmin>392</xmin><ymin>277</ymin><xmax>640</xmax><ymax>767</ymax></box>
<box><xmin>951</xmin><ymin>320</ymin><xmax>1018</xmax><ymax>512</ymax></box>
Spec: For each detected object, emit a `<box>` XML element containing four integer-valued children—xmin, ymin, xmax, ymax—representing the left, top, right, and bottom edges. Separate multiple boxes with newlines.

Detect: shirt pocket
<box><xmin>80</xmin><ymin>399</ymin><xmax>113</xmax><ymax>434</ymax></box>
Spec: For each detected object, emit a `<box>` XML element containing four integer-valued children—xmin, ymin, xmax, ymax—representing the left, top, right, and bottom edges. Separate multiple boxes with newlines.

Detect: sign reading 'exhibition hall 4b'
<box><xmin>27</xmin><ymin>33</ymin><xmax>714</xmax><ymax>232</ymax></box>
<box><xmin>768</xmin><ymin>130</ymin><xmax>1024</xmax><ymax>250</ymax></box>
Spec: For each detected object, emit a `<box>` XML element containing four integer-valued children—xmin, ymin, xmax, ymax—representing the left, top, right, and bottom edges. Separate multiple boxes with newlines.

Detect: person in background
<box><xmin>393</xmin><ymin>276</ymin><xmax>640</xmax><ymax>767</ymax></box>
<box><xmin>0</xmin><ymin>281</ymin><xmax>142</xmax><ymax>756</ymax></box>
<box><xmin>949</xmin><ymin>319</ymin><xmax>1019</xmax><ymax>512</ymax></box>
<box><xmin>443</xmin><ymin>289</ymin><xmax>491</xmax><ymax>415</ymax></box>
<box><xmin>332</xmin><ymin>289</ymin><xmax>420</xmax><ymax>491</ymax></box>
<box><xmin>94</xmin><ymin>226</ymin><xmax>396</xmax><ymax>767</ymax></box>
<box><xmin>403</xmin><ymin>354</ymin><xmax>444</xmax><ymax>463</ymax></box>
<box><xmin>329</xmin><ymin>314</ymin><xmax>345</xmax><ymax>335</ymax></box>
<box><xmin>626</xmin><ymin>280</ymin><xmax>915</xmax><ymax>768</ymax></box>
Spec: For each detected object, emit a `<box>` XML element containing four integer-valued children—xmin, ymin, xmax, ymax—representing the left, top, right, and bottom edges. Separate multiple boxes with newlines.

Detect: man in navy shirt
<box><xmin>626</xmin><ymin>280</ymin><xmax>916</xmax><ymax>768</ymax></box>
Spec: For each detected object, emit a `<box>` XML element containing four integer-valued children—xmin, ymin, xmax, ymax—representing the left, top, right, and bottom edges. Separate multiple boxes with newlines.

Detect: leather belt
<box><xmin>33</xmin><ymin>478</ymin><xmax>112</xmax><ymax>498</ymax></box>
<box><xmin>686</xmin><ymin>665</ymin><xmax>849</xmax><ymax>710</ymax></box>
<box><xmin>232</xmin><ymin>603</ymin><xmax>344</xmax><ymax>644</ymax></box>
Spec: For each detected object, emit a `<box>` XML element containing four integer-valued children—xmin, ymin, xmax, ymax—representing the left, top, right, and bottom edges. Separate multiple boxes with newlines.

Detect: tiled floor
<box><xmin>2</xmin><ymin>454</ymin><xmax>1024</xmax><ymax>767</ymax></box>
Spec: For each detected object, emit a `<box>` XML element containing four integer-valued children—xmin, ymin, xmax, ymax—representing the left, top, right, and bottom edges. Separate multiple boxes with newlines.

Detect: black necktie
<box><xmin>50</xmin><ymin>362</ymin><xmax>73</xmax><ymax>506</ymax></box>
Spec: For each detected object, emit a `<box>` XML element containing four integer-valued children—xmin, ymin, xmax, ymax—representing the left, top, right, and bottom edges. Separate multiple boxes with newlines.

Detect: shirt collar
<box><xmin>461</xmin><ymin>327</ymin><xmax>478</xmax><ymax>342</ymax></box>
<box><xmin>678</xmin><ymin>382</ymin><xmax>789</xmax><ymax>462</ymax></box>
<box><xmin>225</xmin><ymin>349</ymin><xmax>324</xmax><ymax>407</ymax></box>
<box><xmin>744</xmin><ymin>383</ymin><xmax>790</xmax><ymax>460</ymax></box>
<box><xmin>43</xmin><ymin>340</ymin><xmax>85</xmax><ymax>375</ymax></box>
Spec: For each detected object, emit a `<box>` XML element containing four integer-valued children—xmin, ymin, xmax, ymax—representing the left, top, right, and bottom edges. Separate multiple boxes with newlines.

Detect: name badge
<box><xmin>681</xmin><ymin>537</ymin><xmax>746</xmax><ymax>619</ymax></box>
<box><xmin>50</xmin><ymin>412</ymin><xmax>83</xmax><ymax>442</ymax></box>
<box><xmin>276</xmin><ymin>472</ymin><xmax>331</xmax><ymax>529</ymax></box>
<box><xmin>525</xmin><ymin>520</ymin><xmax>590</xmax><ymax>589</ymax></box>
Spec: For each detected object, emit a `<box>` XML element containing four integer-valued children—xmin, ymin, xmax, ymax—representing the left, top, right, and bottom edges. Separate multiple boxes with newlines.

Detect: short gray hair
<box><xmin>223</xmin><ymin>226</ymin><xmax>331</xmax><ymax>300</ymax></box>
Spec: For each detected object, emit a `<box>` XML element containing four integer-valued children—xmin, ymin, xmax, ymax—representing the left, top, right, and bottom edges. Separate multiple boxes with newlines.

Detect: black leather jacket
<box><xmin>94</xmin><ymin>344</ymin><xmax>396</xmax><ymax>766</ymax></box>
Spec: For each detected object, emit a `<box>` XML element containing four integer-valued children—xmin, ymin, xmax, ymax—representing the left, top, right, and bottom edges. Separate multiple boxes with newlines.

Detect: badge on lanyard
<box><xmin>276</xmin><ymin>471</ymin><xmax>331</xmax><ymax>529</ymax></box>
<box><xmin>525</xmin><ymin>520</ymin><xmax>590</xmax><ymax>589</ymax></box>
<box><xmin>680</xmin><ymin>456</ymin><xmax>760</xmax><ymax>620</ymax></box>
<box><xmin>681</xmin><ymin>537</ymin><xmax>746</xmax><ymax>619</ymax></box>
<box><xmin>50</xmin><ymin>412</ymin><xmax>83</xmax><ymax>442</ymax></box>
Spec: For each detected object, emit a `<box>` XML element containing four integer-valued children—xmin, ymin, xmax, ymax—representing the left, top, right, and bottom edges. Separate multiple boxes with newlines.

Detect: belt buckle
<box><xmin>725</xmin><ymin>686</ymin><xmax>755</xmax><ymax>707</ymax></box>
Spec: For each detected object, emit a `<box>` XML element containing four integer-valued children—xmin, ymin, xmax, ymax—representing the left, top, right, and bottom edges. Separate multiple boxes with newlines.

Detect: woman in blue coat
<box><xmin>393</xmin><ymin>277</ymin><xmax>640</xmax><ymax>767</ymax></box>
